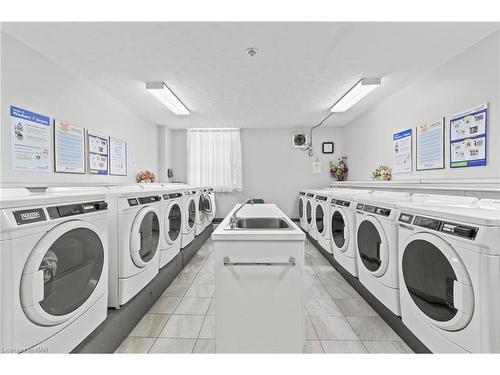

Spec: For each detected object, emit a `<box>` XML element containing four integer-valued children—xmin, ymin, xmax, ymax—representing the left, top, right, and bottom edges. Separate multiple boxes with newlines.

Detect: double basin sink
<box><xmin>225</xmin><ymin>217</ymin><xmax>293</xmax><ymax>230</ymax></box>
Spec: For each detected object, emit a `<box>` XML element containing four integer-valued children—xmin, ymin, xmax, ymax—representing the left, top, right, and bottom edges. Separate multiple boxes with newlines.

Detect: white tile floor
<box><xmin>115</xmin><ymin>238</ymin><xmax>413</xmax><ymax>353</ymax></box>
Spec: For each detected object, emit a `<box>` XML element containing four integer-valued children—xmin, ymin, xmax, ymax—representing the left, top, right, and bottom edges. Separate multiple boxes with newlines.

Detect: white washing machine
<box><xmin>355</xmin><ymin>191</ymin><xmax>412</xmax><ymax>315</ymax></box>
<box><xmin>313</xmin><ymin>190</ymin><xmax>337</xmax><ymax>252</ymax></box>
<box><xmin>194</xmin><ymin>188</ymin><xmax>205</xmax><ymax>236</ymax></box>
<box><xmin>106</xmin><ymin>185</ymin><xmax>162</xmax><ymax>308</ymax></box>
<box><xmin>297</xmin><ymin>190</ymin><xmax>308</xmax><ymax>231</ymax></box>
<box><xmin>181</xmin><ymin>189</ymin><xmax>197</xmax><ymax>248</ymax></box>
<box><xmin>158</xmin><ymin>188</ymin><xmax>183</xmax><ymax>268</ymax></box>
<box><xmin>328</xmin><ymin>189</ymin><xmax>373</xmax><ymax>276</ymax></box>
<box><xmin>0</xmin><ymin>188</ymin><xmax>108</xmax><ymax>353</ymax></box>
<box><xmin>201</xmin><ymin>187</ymin><xmax>216</xmax><ymax>229</ymax></box>
<box><xmin>304</xmin><ymin>190</ymin><xmax>317</xmax><ymax>238</ymax></box>
<box><xmin>397</xmin><ymin>196</ymin><xmax>500</xmax><ymax>353</ymax></box>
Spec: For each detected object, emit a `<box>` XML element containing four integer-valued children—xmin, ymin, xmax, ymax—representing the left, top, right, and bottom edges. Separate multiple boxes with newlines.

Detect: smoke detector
<box><xmin>246</xmin><ymin>47</ymin><xmax>258</xmax><ymax>57</ymax></box>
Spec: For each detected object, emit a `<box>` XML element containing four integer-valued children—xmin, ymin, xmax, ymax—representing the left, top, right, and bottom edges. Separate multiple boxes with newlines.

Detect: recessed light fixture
<box><xmin>330</xmin><ymin>77</ymin><xmax>381</xmax><ymax>113</ymax></box>
<box><xmin>146</xmin><ymin>82</ymin><xmax>189</xmax><ymax>115</ymax></box>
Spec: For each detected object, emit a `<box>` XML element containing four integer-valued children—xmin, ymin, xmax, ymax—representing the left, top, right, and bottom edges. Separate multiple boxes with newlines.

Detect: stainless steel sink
<box><xmin>225</xmin><ymin>217</ymin><xmax>293</xmax><ymax>230</ymax></box>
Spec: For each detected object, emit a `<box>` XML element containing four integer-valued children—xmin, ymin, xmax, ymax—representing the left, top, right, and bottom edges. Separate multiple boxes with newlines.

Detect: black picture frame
<box><xmin>322</xmin><ymin>142</ymin><xmax>334</xmax><ymax>154</ymax></box>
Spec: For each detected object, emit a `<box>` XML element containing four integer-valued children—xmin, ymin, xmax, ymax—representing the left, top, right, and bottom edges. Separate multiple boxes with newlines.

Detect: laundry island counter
<box><xmin>211</xmin><ymin>203</ymin><xmax>306</xmax><ymax>353</ymax></box>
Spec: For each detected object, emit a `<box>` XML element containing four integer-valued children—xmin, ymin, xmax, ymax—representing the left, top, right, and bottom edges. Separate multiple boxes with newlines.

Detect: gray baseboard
<box><xmin>305</xmin><ymin>232</ymin><xmax>431</xmax><ymax>354</ymax></box>
<box><xmin>72</xmin><ymin>225</ymin><xmax>213</xmax><ymax>353</ymax></box>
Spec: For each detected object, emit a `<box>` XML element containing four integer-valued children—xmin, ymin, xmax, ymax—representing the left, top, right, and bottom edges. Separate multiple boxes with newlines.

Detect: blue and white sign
<box><xmin>393</xmin><ymin>128</ymin><xmax>412</xmax><ymax>174</ymax></box>
<box><xmin>450</xmin><ymin>103</ymin><xmax>487</xmax><ymax>168</ymax></box>
<box><xmin>54</xmin><ymin>119</ymin><xmax>86</xmax><ymax>174</ymax></box>
<box><xmin>10</xmin><ymin>106</ymin><xmax>51</xmax><ymax>172</ymax></box>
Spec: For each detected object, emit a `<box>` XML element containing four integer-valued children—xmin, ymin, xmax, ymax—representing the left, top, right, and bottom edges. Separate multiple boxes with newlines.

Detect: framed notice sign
<box><xmin>54</xmin><ymin>119</ymin><xmax>85</xmax><ymax>174</ymax></box>
<box><xmin>392</xmin><ymin>128</ymin><xmax>412</xmax><ymax>174</ymax></box>
<box><xmin>450</xmin><ymin>103</ymin><xmax>487</xmax><ymax>168</ymax></box>
<box><xmin>87</xmin><ymin>130</ymin><xmax>109</xmax><ymax>175</ymax></box>
<box><xmin>416</xmin><ymin>118</ymin><xmax>445</xmax><ymax>171</ymax></box>
<box><xmin>109</xmin><ymin>136</ymin><xmax>127</xmax><ymax>176</ymax></box>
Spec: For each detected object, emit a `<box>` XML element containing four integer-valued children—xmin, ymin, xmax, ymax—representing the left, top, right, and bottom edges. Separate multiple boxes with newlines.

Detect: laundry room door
<box><xmin>316</xmin><ymin>204</ymin><xmax>325</xmax><ymax>235</ymax></box>
<box><xmin>298</xmin><ymin>197</ymin><xmax>304</xmax><ymax>221</ymax></box>
<box><xmin>130</xmin><ymin>207</ymin><xmax>160</xmax><ymax>267</ymax></box>
<box><xmin>306</xmin><ymin>200</ymin><xmax>312</xmax><ymax>225</ymax></box>
<box><xmin>20</xmin><ymin>221</ymin><xmax>105</xmax><ymax>326</ymax></box>
<box><xmin>165</xmin><ymin>202</ymin><xmax>182</xmax><ymax>244</ymax></box>
<box><xmin>401</xmin><ymin>233</ymin><xmax>474</xmax><ymax>330</ymax></box>
<box><xmin>331</xmin><ymin>207</ymin><xmax>349</xmax><ymax>252</ymax></box>
<box><xmin>356</xmin><ymin>216</ymin><xmax>389</xmax><ymax>276</ymax></box>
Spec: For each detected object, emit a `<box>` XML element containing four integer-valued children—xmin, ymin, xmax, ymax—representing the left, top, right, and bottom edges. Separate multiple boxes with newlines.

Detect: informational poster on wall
<box><xmin>450</xmin><ymin>103</ymin><xmax>487</xmax><ymax>168</ymax></box>
<box><xmin>127</xmin><ymin>143</ymin><xmax>136</xmax><ymax>168</ymax></box>
<box><xmin>392</xmin><ymin>128</ymin><xmax>412</xmax><ymax>174</ymax></box>
<box><xmin>109</xmin><ymin>136</ymin><xmax>127</xmax><ymax>176</ymax></box>
<box><xmin>87</xmin><ymin>130</ymin><xmax>109</xmax><ymax>175</ymax></box>
<box><xmin>10</xmin><ymin>106</ymin><xmax>51</xmax><ymax>172</ymax></box>
<box><xmin>54</xmin><ymin>119</ymin><xmax>85</xmax><ymax>174</ymax></box>
<box><xmin>416</xmin><ymin>119</ymin><xmax>444</xmax><ymax>171</ymax></box>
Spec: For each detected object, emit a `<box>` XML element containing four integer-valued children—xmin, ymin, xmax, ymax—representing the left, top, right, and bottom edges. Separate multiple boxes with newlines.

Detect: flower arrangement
<box><xmin>136</xmin><ymin>170</ymin><xmax>156</xmax><ymax>183</ymax></box>
<box><xmin>372</xmin><ymin>166</ymin><xmax>391</xmax><ymax>181</ymax></box>
<box><xmin>329</xmin><ymin>156</ymin><xmax>348</xmax><ymax>181</ymax></box>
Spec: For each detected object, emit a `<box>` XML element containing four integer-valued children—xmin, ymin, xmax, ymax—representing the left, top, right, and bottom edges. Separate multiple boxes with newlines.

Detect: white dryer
<box><xmin>194</xmin><ymin>188</ymin><xmax>205</xmax><ymax>236</ymax></box>
<box><xmin>181</xmin><ymin>189</ymin><xmax>197</xmax><ymax>248</ymax></box>
<box><xmin>355</xmin><ymin>191</ymin><xmax>412</xmax><ymax>315</ymax></box>
<box><xmin>106</xmin><ymin>185</ymin><xmax>162</xmax><ymax>308</ymax></box>
<box><xmin>304</xmin><ymin>190</ymin><xmax>317</xmax><ymax>238</ymax></box>
<box><xmin>313</xmin><ymin>190</ymin><xmax>337</xmax><ymax>252</ymax></box>
<box><xmin>328</xmin><ymin>189</ymin><xmax>373</xmax><ymax>276</ymax></box>
<box><xmin>397</xmin><ymin>196</ymin><xmax>500</xmax><ymax>353</ymax></box>
<box><xmin>159</xmin><ymin>189</ymin><xmax>183</xmax><ymax>268</ymax></box>
<box><xmin>0</xmin><ymin>188</ymin><xmax>108</xmax><ymax>353</ymax></box>
<box><xmin>297</xmin><ymin>190</ymin><xmax>308</xmax><ymax>231</ymax></box>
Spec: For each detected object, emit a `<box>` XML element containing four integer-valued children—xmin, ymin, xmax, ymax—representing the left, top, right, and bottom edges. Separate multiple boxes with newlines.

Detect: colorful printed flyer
<box><xmin>393</xmin><ymin>128</ymin><xmax>412</xmax><ymax>174</ymax></box>
<box><xmin>87</xmin><ymin>130</ymin><xmax>109</xmax><ymax>175</ymax></box>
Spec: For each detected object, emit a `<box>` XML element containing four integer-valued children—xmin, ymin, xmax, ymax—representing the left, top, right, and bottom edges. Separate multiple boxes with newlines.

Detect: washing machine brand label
<box><xmin>13</xmin><ymin>208</ymin><xmax>46</xmax><ymax>225</ymax></box>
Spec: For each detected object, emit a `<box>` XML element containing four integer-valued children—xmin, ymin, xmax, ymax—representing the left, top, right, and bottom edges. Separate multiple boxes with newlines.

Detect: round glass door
<box><xmin>356</xmin><ymin>216</ymin><xmax>388</xmax><ymax>276</ymax></box>
<box><xmin>198</xmin><ymin>196</ymin><xmax>205</xmax><ymax>220</ymax></box>
<box><xmin>188</xmin><ymin>198</ymin><xmax>196</xmax><ymax>229</ymax></box>
<box><xmin>401</xmin><ymin>233</ymin><xmax>473</xmax><ymax>330</ymax></box>
<box><xmin>131</xmin><ymin>209</ymin><xmax>160</xmax><ymax>267</ymax></box>
<box><xmin>316</xmin><ymin>204</ymin><xmax>324</xmax><ymax>234</ymax></box>
<box><xmin>166</xmin><ymin>203</ymin><xmax>181</xmax><ymax>243</ymax></box>
<box><xmin>298</xmin><ymin>198</ymin><xmax>304</xmax><ymax>220</ymax></box>
<box><xmin>306</xmin><ymin>201</ymin><xmax>312</xmax><ymax>224</ymax></box>
<box><xmin>331</xmin><ymin>209</ymin><xmax>347</xmax><ymax>250</ymax></box>
<box><xmin>204</xmin><ymin>195</ymin><xmax>212</xmax><ymax>214</ymax></box>
<box><xmin>21</xmin><ymin>221</ymin><xmax>104</xmax><ymax>325</ymax></box>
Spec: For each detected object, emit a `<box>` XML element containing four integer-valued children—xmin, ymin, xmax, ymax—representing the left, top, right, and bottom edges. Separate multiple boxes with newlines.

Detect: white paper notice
<box><xmin>110</xmin><ymin>137</ymin><xmax>127</xmax><ymax>176</ymax></box>
<box><xmin>87</xmin><ymin>131</ymin><xmax>109</xmax><ymax>175</ymax></box>
<box><xmin>393</xmin><ymin>129</ymin><xmax>412</xmax><ymax>174</ymax></box>
<box><xmin>54</xmin><ymin>119</ymin><xmax>85</xmax><ymax>174</ymax></box>
<box><xmin>10</xmin><ymin>106</ymin><xmax>50</xmax><ymax>172</ymax></box>
<box><xmin>416</xmin><ymin>119</ymin><xmax>444</xmax><ymax>171</ymax></box>
<box><xmin>127</xmin><ymin>143</ymin><xmax>136</xmax><ymax>168</ymax></box>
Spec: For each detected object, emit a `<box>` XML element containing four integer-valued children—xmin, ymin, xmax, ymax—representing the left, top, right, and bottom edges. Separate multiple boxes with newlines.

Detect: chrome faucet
<box><xmin>229</xmin><ymin>198</ymin><xmax>254</xmax><ymax>228</ymax></box>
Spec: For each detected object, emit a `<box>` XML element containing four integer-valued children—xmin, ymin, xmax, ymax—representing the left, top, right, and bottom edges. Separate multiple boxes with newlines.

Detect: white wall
<box><xmin>157</xmin><ymin>126</ymin><xmax>173</xmax><ymax>182</ymax></box>
<box><xmin>171</xmin><ymin>127</ymin><xmax>344</xmax><ymax>218</ymax></box>
<box><xmin>1</xmin><ymin>32</ymin><xmax>158</xmax><ymax>186</ymax></box>
<box><xmin>343</xmin><ymin>31</ymin><xmax>500</xmax><ymax>181</ymax></box>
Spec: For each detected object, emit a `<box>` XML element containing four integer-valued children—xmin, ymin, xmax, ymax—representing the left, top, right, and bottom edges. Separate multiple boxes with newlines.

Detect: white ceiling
<box><xmin>3</xmin><ymin>22</ymin><xmax>499</xmax><ymax>129</ymax></box>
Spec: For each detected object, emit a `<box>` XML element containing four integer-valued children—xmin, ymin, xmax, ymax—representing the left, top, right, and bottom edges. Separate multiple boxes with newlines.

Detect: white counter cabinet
<box><xmin>212</xmin><ymin>203</ymin><xmax>306</xmax><ymax>353</ymax></box>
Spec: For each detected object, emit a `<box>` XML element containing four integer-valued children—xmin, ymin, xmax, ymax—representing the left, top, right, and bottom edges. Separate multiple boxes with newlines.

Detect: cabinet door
<box><xmin>215</xmin><ymin>240</ymin><xmax>305</xmax><ymax>353</ymax></box>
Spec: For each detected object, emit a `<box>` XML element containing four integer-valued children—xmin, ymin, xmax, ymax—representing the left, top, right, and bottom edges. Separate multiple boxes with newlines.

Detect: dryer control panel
<box><xmin>399</xmin><ymin>213</ymin><xmax>478</xmax><ymax>240</ymax></box>
<box><xmin>163</xmin><ymin>193</ymin><xmax>183</xmax><ymax>200</ymax></box>
<box><xmin>361</xmin><ymin>204</ymin><xmax>391</xmax><ymax>217</ymax></box>
<box><xmin>46</xmin><ymin>200</ymin><xmax>108</xmax><ymax>220</ymax></box>
<box><xmin>316</xmin><ymin>195</ymin><xmax>328</xmax><ymax>201</ymax></box>
<box><xmin>334</xmin><ymin>199</ymin><xmax>351</xmax><ymax>207</ymax></box>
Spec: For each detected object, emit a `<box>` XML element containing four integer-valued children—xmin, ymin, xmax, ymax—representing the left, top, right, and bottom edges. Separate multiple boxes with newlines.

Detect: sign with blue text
<box><xmin>87</xmin><ymin>130</ymin><xmax>109</xmax><ymax>175</ymax></box>
<box><xmin>393</xmin><ymin>128</ymin><xmax>412</xmax><ymax>174</ymax></box>
<box><xmin>54</xmin><ymin>119</ymin><xmax>86</xmax><ymax>174</ymax></box>
<box><xmin>10</xmin><ymin>106</ymin><xmax>51</xmax><ymax>172</ymax></box>
<box><xmin>450</xmin><ymin>103</ymin><xmax>487</xmax><ymax>168</ymax></box>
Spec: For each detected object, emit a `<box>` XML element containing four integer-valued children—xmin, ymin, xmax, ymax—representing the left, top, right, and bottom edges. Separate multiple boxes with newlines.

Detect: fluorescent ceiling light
<box><xmin>330</xmin><ymin>78</ymin><xmax>381</xmax><ymax>113</ymax></box>
<box><xmin>146</xmin><ymin>82</ymin><xmax>189</xmax><ymax>115</ymax></box>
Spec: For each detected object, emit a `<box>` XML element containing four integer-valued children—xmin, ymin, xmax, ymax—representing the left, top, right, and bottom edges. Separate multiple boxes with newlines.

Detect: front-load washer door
<box><xmin>187</xmin><ymin>197</ymin><xmax>196</xmax><ymax>230</ymax></box>
<box><xmin>331</xmin><ymin>207</ymin><xmax>349</xmax><ymax>252</ymax></box>
<box><xmin>20</xmin><ymin>220</ymin><xmax>105</xmax><ymax>326</ymax></box>
<box><xmin>316</xmin><ymin>204</ymin><xmax>325</xmax><ymax>236</ymax></box>
<box><xmin>130</xmin><ymin>207</ymin><xmax>160</xmax><ymax>267</ymax></box>
<box><xmin>306</xmin><ymin>200</ymin><xmax>312</xmax><ymax>225</ymax></box>
<box><xmin>165</xmin><ymin>202</ymin><xmax>182</xmax><ymax>244</ymax></box>
<box><xmin>357</xmin><ymin>215</ymin><xmax>389</xmax><ymax>277</ymax></box>
<box><xmin>298</xmin><ymin>197</ymin><xmax>304</xmax><ymax>221</ymax></box>
<box><xmin>401</xmin><ymin>232</ymin><xmax>474</xmax><ymax>331</ymax></box>
<box><xmin>203</xmin><ymin>194</ymin><xmax>212</xmax><ymax>215</ymax></box>
<box><xmin>197</xmin><ymin>195</ymin><xmax>205</xmax><ymax>223</ymax></box>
